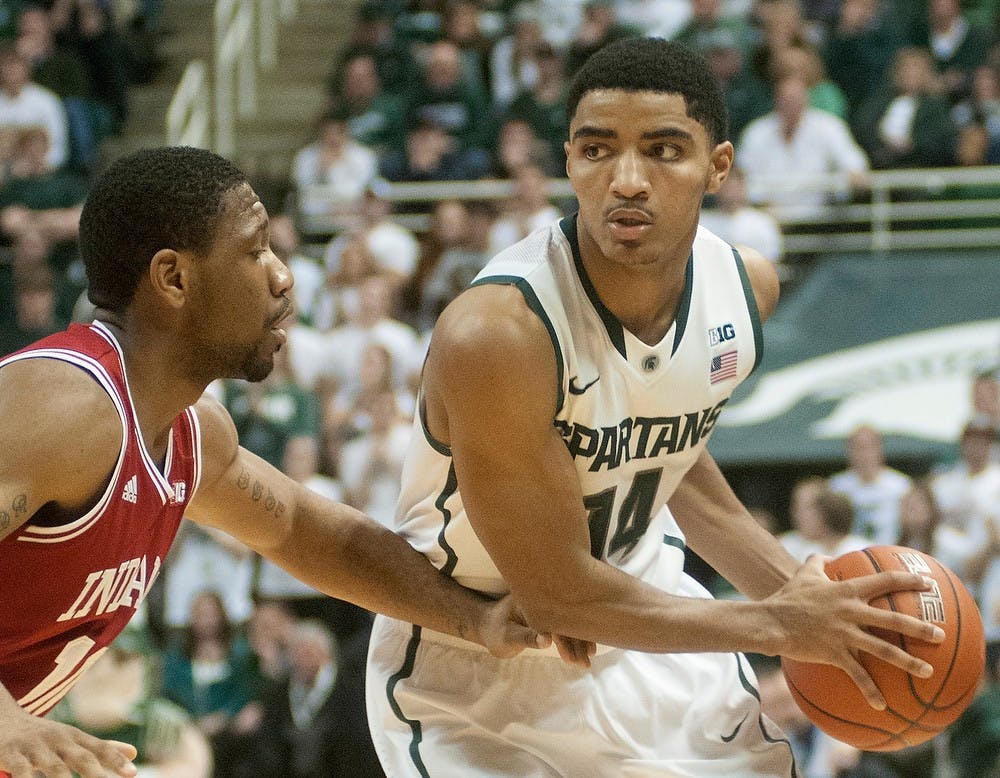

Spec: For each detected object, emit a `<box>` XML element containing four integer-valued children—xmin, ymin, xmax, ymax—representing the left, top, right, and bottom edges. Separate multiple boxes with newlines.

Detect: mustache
<box><xmin>605</xmin><ymin>200</ymin><xmax>654</xmax><ymax>218</ymax></box>
<box><xmin>266</xmin><ymin>296</ymin><xmax>293</xmax><ymax>328</ymax></box>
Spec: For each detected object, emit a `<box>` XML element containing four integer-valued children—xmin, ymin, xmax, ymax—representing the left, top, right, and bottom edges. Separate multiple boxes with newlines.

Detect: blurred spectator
<box><xmin>252</xmin><ymin>620</ymin><xmax>385</xmax><ymax>777</ymax></box>
<box><xmin>737</xmin><ymin>72</ymin><xmax>870</xmax><ymax>221</ymax></box>
<box><xmin>162</xmin><ymin>589</ymin><xmax>266</xmax><ymax>778</ymax></box>
<box><xmin>908</xmin><ymin>0</ymin><xmax>995</xmax><ymax>105</ymax></box>
<box><xmin>822</xmin><ymin>0</ymin><xmax>905</xmax><ymax>117</ymax></box>
<box><xmin>326</xmin><ymin>273</ymin><xmax>423</xmax><ymax>402</ymax></box>
<box><xmin>770</xmin><ymin>42</ymin><xmax>848</xmax><ymax>120</ymax></box>
<box><xmin>291</xmin><ymin>109</ymin><xmax>378</xmax><ymax>220</ymax></box>
<box><xmin>703</xmin><ymin>28</ymin><xmax>772</xmax><ymax>143</ymax></box>
<box><xmin>311</xmin><ymin>235</ymin><xmax>379</xmax><ymax>333</ymax></box>
<box><xmin>951</xmin><ymin>61</ymin><xmax>1000</xmax><ymax>161</ymax></box>
<box><xmin>1</xmin><ymin>257</ymin><xmax>56</xmax><ymax>351</ymax></box>
<box><xmin>322</xmin><ymin>181</ymin><xmax>421</xmax><ymax>296</ymax></box>
<box><xmin>53</xmin><ymin>627</ymin><xmax>213</xmax><ymax>778</ymax></box>
<box><xmin>675</xmin><ymin>0</ymin><xmax>754</xmax><ymax>58</ymax></box>
<box><xmin>16</xmin><ymin>4</ymin><xmax>89</xmax><ymax>100</ymax></box>
<box><xmin>949</xmin><ymin>642</ymin><xmax>1000</xmax><ymax>778</ymax></box>
<box><xmin>0</xmin><ymin>44</ymin><xmax>66</xmax><ymax>169</ymax></box>
<box><xmin>533</xmin><ymin>0</ymin><xmax>587</xmax><ymax>51</ymax></box>
<box><xmin>828</xmin><ymin>424</ymin><xmax>912</xmax><ymax>545</ymax></box>
<box><xmin>699</xmin><ymin>165</ymin><xmax>784</xmax><ymax>267</ymax></box>
<box><xmin>0</xmin><ymin>126</ymin><xmax>87</xmax><ymax>322</ymax></box>
<box><xmin>492</xmin><ymin>115</ymin><xmax>558</xmax><ymax>177</ymax></box>
<box><xmin>15</xmin><ymin>3</ymin><xmax>110</xmax><ymax>170</ymax></box>
<box><xmin>419</xmin><ymin>198</ymin><xmax>496</xmax><ymax>329</ymax></box>
<box><xmin>247</xmin><ymin>599</ymin><xmax>296</xmax><ymax>683</ymax></box>
<box><xmin>406</xmin><ymin>39</ymin><xmax>491</xmax><ymax>153</ymax></box>
<box><xmin>331</xmin><ymin>52</ymin><xmax>407</xmax><ymax>157</ymax></box>
<box><xmin>489</xmin><ymin>1</ymin><xmax>546</xmax><ymax>110</ymax></box>
<box><xmin>339</xmin><ymin>387</ymin><xmax>413</xmax><ymax>529</ymax></box>
<box><xmin>379</xmin><ymin>116</ymin><xmax>491</xmax><ymax>191</ymax></box>
<box><xmin>402</xmin><ymin>196</ymin><xmax>470</xmax><ymax>322</ymax></box>
<box><xmin>503</xmin><ymin>40</ymin><xmax>569</xmax><ymax>168</ymax></box>
<box><xmin>323</xmin><ymin>340</ymin><xmax>415</xmax><ymax>441</ymax></box>
<box><xmin>48</xmin><ymin>0</ymin><xmax>132</xmax><ymax>130</ymax></box>
<box><xmin>931</xmin><ymin>418</ymin><xmax>1000</xmax><ymax>538</ymax></box>
<box><xmin>778</xmin><ymin>476</ymin><xmax>868</xmax><ymax>562</ymax></box>
<box><xmin>896</xmin><ymin>478</ymin><xmax>977</xmax><ymax>579</ymax></box>
<box><xmin>334</xmin><ymin>1</ymin><xmax>418</xmax><ymax>96</ymax></box>
<box><xmin>852</xmin><ymin>46</ymin><xmax>957</xmax><ymax>169</ymax></box>
<box><xmin>748</xmin><ymin>0</ymin><xmax>820</xmax><ymax>87</ymax></box>
<box><xmin>441</xmin><ymin>0</ymin><xmax>493</xmax><ymax>99</ymax></box>
<box><xmin>970</xmin><ymin>369</ymin><xmax>1000</xmax><ymax>457</ymax></box>
<box><xmin>615</xmin><ymin>0</ymin><xmax>695</xmax><ymax>41</ymax></box>
<box><xmin>487</xmin><ymin>162</ymin><xmax>561</xmax><ymax>255</ymax></box>
<box><xmin>563</xmin><ymin>0</ymin><xmax>640</xmax><ymax>78</ymax></box>
<box><xmin>161</xmin><ymin>521</ymin><xmax>256</xmax><ymax>632</ymax></box>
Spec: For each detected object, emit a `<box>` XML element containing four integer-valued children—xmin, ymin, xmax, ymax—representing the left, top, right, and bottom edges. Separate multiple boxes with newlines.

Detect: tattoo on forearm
<box><xmin>1</xmin><ymin>493</ymin><xmax>28</xmax><ymax>533</ymax></box>
<box><xmin>237</xmin><ymin>468</ymin><xmax>286</xmax><ymax>518</ymax></box>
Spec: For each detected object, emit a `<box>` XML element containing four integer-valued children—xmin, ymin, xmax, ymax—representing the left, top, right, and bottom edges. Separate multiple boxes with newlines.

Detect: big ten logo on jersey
<box><xmin>709</xmin><ymin>323</ymin><xmax>736</xmax><ymax>347</ymax></box>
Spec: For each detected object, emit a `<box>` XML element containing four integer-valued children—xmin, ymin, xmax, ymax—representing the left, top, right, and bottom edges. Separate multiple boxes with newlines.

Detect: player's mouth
<box><xmin>268</xmin><ymin>297</ymin><xmax>294</xmax><ymax>344</ymax></box>
<box><xmin>607</xmin><ymin>208</ymin><xmax>653</xmax><ymax>242</ymax></box>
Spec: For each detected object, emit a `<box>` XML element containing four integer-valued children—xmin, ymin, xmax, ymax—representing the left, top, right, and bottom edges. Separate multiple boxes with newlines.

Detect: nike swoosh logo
<box><xmin>568</xmin><ymin>375</ymin><xmax>599</xmax><ymax>395</ymax></box>
<box><xmin>721</xmin><ymin>714</ymin><xmax>747</xmax><ymax>743</ymax></box>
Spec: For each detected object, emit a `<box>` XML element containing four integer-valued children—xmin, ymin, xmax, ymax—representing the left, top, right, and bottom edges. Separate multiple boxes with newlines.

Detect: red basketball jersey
<box><xmin>0</xmin><ymin>322</ymin><xmax>201</xmax><ymax>716</ymax></box>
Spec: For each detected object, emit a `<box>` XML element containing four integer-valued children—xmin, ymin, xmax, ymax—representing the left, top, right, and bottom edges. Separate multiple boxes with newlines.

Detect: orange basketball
<box><xmin>781</xmin><ymin>545</ymin><xmax>986</xmax><ymax>751</ymax></box>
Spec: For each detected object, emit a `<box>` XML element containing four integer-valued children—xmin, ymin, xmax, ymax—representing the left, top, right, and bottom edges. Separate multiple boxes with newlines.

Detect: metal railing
<box><xmin>165</xmin><ymin>0</ymin><xmax>300</xmax><ymax>154</ymax></box>
<box><xmin>297</xmin><ymin>165</ymin><xmax>1000</xmax><ymax>256</ymax></box>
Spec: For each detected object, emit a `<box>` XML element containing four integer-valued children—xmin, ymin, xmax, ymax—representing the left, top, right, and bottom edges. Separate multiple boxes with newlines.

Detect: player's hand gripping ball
<box><xmin>781</xmin><ymin>545</ymin><xmax>985</xmax><ymax>751</ymax></box>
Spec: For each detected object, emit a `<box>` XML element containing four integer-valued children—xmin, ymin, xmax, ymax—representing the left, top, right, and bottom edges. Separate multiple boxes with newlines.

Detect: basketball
<box><xmin>780</xmin><ymin>545</ymin><xmax>986</xmax><ymax>751</ymax></box>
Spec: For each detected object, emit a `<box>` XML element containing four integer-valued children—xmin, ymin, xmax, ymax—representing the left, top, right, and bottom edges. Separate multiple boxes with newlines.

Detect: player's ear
<box><xmin>706</xmin><ymin>141</ymin><xmax>734</xmax><ymax>195</ymax></box>
<box><xmin>149</xmin><ymin>248</ymin><xmax>190</xmax><ymax>309</ymax></box>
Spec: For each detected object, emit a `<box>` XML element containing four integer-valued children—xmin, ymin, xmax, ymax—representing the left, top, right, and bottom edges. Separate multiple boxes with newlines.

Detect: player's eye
<box><xmin>650</xmin><ymin>144</ymin><xmax>680</xmax><ymax>160</ymax></box>
<box><xmin>583</xmin><ymin>144</ymin><xmax>605</xmax><ymax>160</ymax></box>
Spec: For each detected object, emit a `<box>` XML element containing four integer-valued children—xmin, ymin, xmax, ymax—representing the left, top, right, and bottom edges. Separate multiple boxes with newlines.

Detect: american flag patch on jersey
<box><xmin>710</xmin><ymin>350</ymin><xmax>738</xmax><ymax>384</ymax></box>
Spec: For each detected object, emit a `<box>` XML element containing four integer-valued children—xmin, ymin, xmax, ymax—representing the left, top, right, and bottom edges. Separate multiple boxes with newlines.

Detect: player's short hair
<box><xmin>79</xmin><ymin>146</ymin><xmax>248</xmax><ymax>312</ymax></box>
<box><xmin>565</xmin><ymin>37</ymin><xmax>729</xmax><ymax>145</ymax></box>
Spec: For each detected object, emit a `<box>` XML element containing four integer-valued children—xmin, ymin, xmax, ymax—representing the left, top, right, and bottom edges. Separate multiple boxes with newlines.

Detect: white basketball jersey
<box><xmin>395</xmin><ymin>216</ymin><xmax>763</xmax><ymax>597</ymax></box>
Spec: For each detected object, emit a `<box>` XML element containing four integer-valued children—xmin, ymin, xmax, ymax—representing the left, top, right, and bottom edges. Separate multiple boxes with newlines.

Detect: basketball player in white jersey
<box><xmin>0</xmin><ymin>147</ymin><xmax>552</xmax><ymax>778</ymax></box>
<box><xmin>366</xmin><ymin>38</ymin><xmax>944</xmax><ymax>777</ymax></box>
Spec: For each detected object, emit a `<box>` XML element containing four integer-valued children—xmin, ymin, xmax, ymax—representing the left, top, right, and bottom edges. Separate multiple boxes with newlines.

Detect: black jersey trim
<box><xmin>731</xmin><ymin>247</ymin><xmax>765</xmax><ymax>374</ymax></box>
<box><xmin>559</xmin><ymin>215</ymin><xmax>628</xmax><ymax>360</ymax></box>
<box><xmin>470</xmin><ymin>275</ymin><xmax>566</xmax><ymax>416</ymax></box>
<box><xmin>734</xmin><ymin>652</ymin><xmax>800</xmax><ymax>777</ymax></box>
<box><xmin>671</xmin><ymin>253</ymin><xmax>694</xmax><ymax>357</ymax></box>
<box><xmin>385</xmin><ymin>624</ymin><xmax>430</xmax><ymax>778</ymax></box>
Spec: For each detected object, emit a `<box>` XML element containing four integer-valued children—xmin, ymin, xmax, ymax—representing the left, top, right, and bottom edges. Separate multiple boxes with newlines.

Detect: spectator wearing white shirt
<box><xmin>292</xmin><ymin>109</ymin><xmax>378</xmax><ymax>219</ymax></box>
<box><xmin>778</xmin><ymin>476</ymin><xmax>868</xmax><ymax>563</ymax></box>
<box><xmin>828</xmin><ymin>424</ymin><xmax>912</xmax><ymax>546</ymax></box>
<box><xmin>699</xmin><ymin>165</ymin><xmax>784</xmax><ymax>266</ymax></box>
<box><xmin>487</xmin><ymin>163</ymin><xmax>562</xmax><ymax>255</ymax></box>
<box><xmin>0</xmin><ymin>45</ymin><xmax>67</xmax><ymax>170</ymax></box>
<box><xmin>736</xmin><ymin>72</ymin><xmax>870</xmax><ymax>221</ymax></box>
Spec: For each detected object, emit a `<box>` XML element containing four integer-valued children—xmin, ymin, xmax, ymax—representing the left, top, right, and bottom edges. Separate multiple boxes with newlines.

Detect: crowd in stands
<box><xmin>2</xmin><ymin>0</ymin><xmax>1000</xmax><ymax>775</ymax></box>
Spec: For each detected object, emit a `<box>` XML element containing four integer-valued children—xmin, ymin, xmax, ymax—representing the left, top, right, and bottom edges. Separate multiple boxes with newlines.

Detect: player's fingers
<box><xmin>838</xmin><ymin>653</ymin><xmax>887</xmax><ymax>710</ymax></box>
<box><xmin>61</xmin><ymin>738</ymin><xmax>137</xmax><ymax>778</ymax></box>
<box><xmin>553</xmin><ymin>636</ymin><xmax>593</xmax><ymax>668</ymax></box>
<box><xmin>856</xmin><ymin>631</ymin><xmax>935</xmax><ymax>680</ymax></box>
<box><xmin>861</xmin><ymin>606</ymin><xmax>945</xmax><ymax>645</ymax></box>
<box><xmin>851</xmin><ymin>571</ymin><xmax>933</xmax><ymax>599</ymax></box>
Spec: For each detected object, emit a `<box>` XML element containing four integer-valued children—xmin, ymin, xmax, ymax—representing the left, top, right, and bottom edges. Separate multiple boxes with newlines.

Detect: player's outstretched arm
<box><xmin>184</xmin><ymin>394</ymin><xmax>550</xmax><ymax>658</ymax></box>
<box><xmin>0</xmin><ymin>684</ymin><xmax>137</xmax><ymax>778</ymax></box>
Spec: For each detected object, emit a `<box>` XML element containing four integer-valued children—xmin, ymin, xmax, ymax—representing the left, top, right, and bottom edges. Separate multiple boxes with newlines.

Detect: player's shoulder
<box><xmin>0</xmin><ymin>355</ymin><xmax>121</xmax><ymax>444</ymax></box>
<box><xmin>434</xmin><ymin>282</ymin><xmax>550</xmax><ymax>353</ymax></box>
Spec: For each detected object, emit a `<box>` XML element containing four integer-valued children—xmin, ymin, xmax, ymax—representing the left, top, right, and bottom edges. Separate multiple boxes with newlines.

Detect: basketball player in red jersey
<box><xmin>0</xmin><ymin>147</ymin><xmax>559</xmax><ymax>777</ymax></box>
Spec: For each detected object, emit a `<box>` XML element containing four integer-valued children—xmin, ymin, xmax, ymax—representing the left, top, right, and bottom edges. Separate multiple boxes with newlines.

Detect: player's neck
<box><xmin>93</xmin><ymin>312</ymin><xmax>209</xmax><ymax>445</ymax></box>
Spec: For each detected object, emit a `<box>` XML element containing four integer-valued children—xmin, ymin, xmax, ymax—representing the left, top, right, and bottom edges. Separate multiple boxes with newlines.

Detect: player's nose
<box><xmin>610</xmin><ymin>149</ymin><xmax>650</xmax><ymax>200</ymax></box>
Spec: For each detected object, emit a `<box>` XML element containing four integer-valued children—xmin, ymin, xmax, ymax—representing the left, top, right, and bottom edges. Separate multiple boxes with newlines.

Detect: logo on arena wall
<box><xmin>718</xmin><ymin>319</ymin><xmax>1000</xmax><ymax>442</ymax></box>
